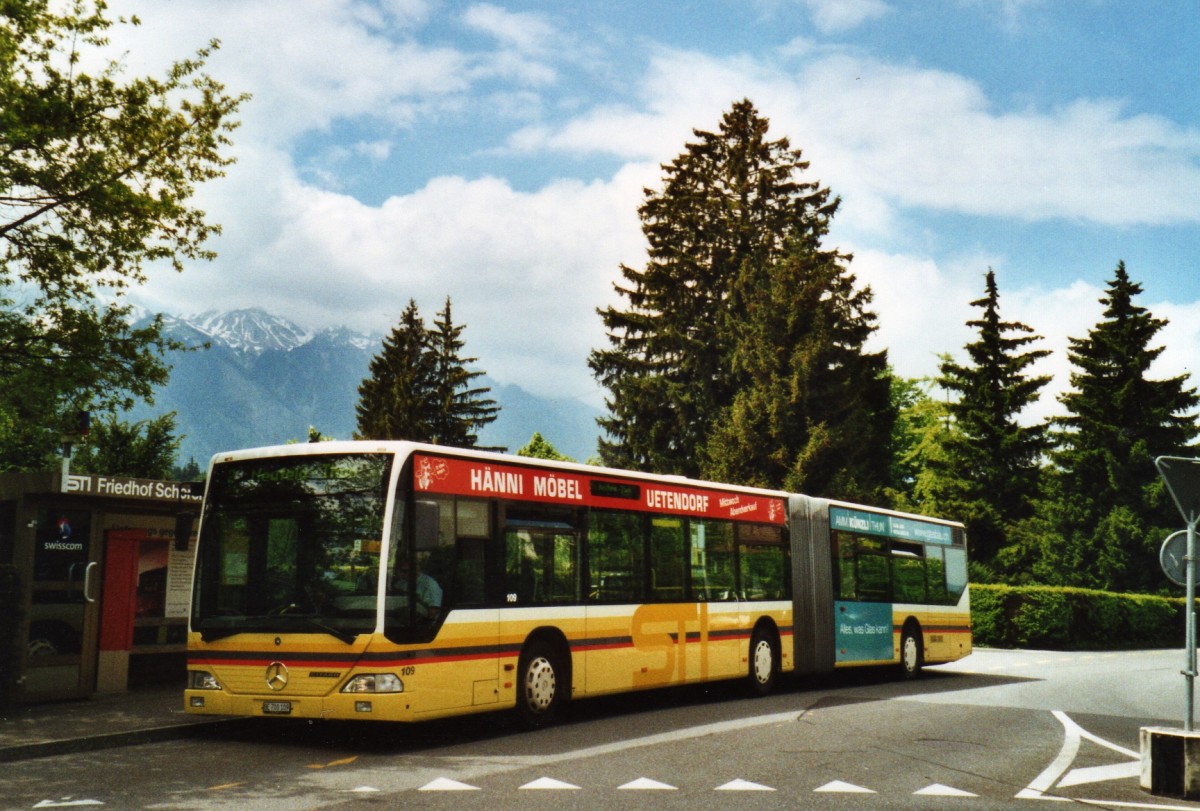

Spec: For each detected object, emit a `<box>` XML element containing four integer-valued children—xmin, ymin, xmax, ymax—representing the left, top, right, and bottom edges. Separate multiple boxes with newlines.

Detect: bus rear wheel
<box><xmin>516</xmin><ymin>640</ymin><xmax>566</xmax><ymax>728</ymax></box>
<box><xmin>899</xmin><ymin>626</ymin><xmax>923</xmax><ymax>679</ymax></box>
<box><xmin>746</xmin><ymin>628</ymin><xmax>778</xmax><ymax>697</ymax></box>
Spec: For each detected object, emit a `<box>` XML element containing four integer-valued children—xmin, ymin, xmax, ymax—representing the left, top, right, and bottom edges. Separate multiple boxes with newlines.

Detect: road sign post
<box><xmin>1155</xmin><ymin>457</ymin><xmax>1200</xmax><ymax>731</ymax></box>
<box><xmin>1142</xmin><ymin>458</ymin><xmax>1200</xmax><ymax>799</ymax></box>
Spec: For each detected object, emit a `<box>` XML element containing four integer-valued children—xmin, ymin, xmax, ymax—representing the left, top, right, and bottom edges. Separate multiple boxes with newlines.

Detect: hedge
<box><xmin>970</xmin><ymin>583</ymin><xmax>1187</xmax><ymax>650</ymax></box>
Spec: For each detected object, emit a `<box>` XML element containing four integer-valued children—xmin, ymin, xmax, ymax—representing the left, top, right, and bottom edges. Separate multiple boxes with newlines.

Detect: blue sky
<box><xmin>111</xmin><ymin>0</ymin><xmax>1200</xmax><ymax>417</ymax></box>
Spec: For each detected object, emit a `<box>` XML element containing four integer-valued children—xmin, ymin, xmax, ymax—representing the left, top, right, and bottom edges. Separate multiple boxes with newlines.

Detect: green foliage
<box><xmin>71</xmin><ymin>412</ymin><xmax>181</xmax><ymax>479</ymax></box>
<box><xmin>0</xmin><ymin>564</ymin><xmax>22</xmax><ymax>708</ymax></box>
<box><xmin>591</xmin><ymin>99</ymin><xmax>843</xmax><ymax>478</ymax></box>
<box><xmin>427</xmin><ymin>298</ymin><xmax>500</xmax><ymax>448</ymax></box>
<box><xmin>1040</xmin><ymin>263</ymin><xmax>1198</xmax><ymax>592</ymax></box>
<box><xmin>591</xmin><ymin>99</ymin><xmax>891</xmax><ymax>499</ymax></box>
<box><xmin>970</xmin><ymin>584</ymin><xmax>1183</xmax><ymax>650</ymax></box>
<box><xmin>171</xmin><ymin>456</ymin><xmax>203</xmax><ymax>482</ymax></box>
<box><xmin>934</xmin><ymin>271</ymin><xmax>1051</xmax><ymax>564</ymax></box>
<box><xmin>356</xmin><ymin>298</ymin><xmax>499</xmax><ymax>447</ymax></box>
<box><xmin>700</xmin><ymin>238</ymin><xmax>893</xmax><ymax>502</ymax></box>
<box><xmin>0</xmin><ymin>0</ymin><xmax>246</xmax><ymax>472</ymax></box>
<box><xmin>517</xmin><ymin>432</ymin><xmax>574</xmax><ymax>462</ymax></box>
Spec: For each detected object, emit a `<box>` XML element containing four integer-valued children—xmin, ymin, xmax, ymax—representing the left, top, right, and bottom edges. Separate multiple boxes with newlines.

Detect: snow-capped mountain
<box><xmin>183</xmin><ymin>308</ymin><xmax>318</xmax><ymax>353</ymax></box>
<box><xmin>129</xmin><ymin>308</ymin><xmax>601</xmax><ymax>466</ymax></box>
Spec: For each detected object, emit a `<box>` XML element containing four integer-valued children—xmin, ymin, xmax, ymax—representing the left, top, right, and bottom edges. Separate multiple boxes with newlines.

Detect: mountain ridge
<box><xmin>130</xmin><ymin>308</ymin><xmax>602</xmax><ymax>465</ymax></box>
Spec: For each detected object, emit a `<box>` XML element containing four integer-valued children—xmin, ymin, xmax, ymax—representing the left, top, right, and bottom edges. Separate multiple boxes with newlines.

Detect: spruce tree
<box><xmin>427</xmin><ymin>298</ymin><xmax>499</xmax><ymax>448</ymax></box>
<box><xmin>1046</xmin><ymin>262</ymin><xmax>1198</xmax><ymax>591</ymax></box>
<box><xmin>356</xmin><ymin>301</ymin><xmax>438</xmax><ymax>441</ymax></box>
<box><xmin>935</xmin><ymin>271</ymin><xmax>1052</xmax><ymax>566</ymax></box>
<box><xmin>356</xmin><ymin>299</ymin><xmax>499</xmax><ymax>447</ymax></box>
<box><xmin>700</xmin><ymin>239</ymin><xmax>893</xmax><ymax>501</ymax></box>
<box><xmin>589</xmin><ymin>99</ymin><xmax>839</xmax><ymax>477</ymax></box>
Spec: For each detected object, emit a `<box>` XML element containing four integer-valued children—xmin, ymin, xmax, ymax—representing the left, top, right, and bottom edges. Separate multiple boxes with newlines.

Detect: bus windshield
<box><xmin>190</xmin><ymin>453</ymin><xmax>393</xmax><ymax>643</ymax></box>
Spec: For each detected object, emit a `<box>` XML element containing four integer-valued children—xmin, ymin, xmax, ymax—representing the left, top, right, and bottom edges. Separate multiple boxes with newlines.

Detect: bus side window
<box><xmin>855</xmin><ymin>536</ymin><xmax>889</xmax><ymax>602</ymax></box>
<box><xmin>588</xmin><ymin>510</ymin><xmax>644</xmax><ymax>603</ymax></box>
<box><xmin>690</xmin><ymin>519</ymin><xmax>735</xmax><ymax>601</ymax></box>
<box><xmin>926</xmin><ymin>547</ymin><xmax>949</xmax><ymax>604</ymax></box>
<box><xmin>834</xmin><ymin>532</ymin><xmax>857</xmax><ymax>600</ymax></box>
<box><xmin>944</xmin><ymin>547</ymin><xmax>968</xmax><ymax>602</ymax></box>
<box><xmin>891</xmin><ymin>541</ymin><xmax>926</xmax><ymax>604</ymax></box>
<box><xmin>737</xmin><ymin>524</ymin><xmax>788</xmax><ymax>601</ymax></box>
<box><xmin>650</xmin><ymin>517</ymin><xmax>685</xmax><ymax>602</ymax></box>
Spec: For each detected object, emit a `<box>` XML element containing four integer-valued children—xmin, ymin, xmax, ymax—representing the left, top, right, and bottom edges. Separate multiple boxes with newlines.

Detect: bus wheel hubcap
<box><xmin>904</xmin><ymin>637</ymin><xmax>918</xmax><ymax>670</ymax></box>
<box><xmin>525</xmin><ymin>657</ymin><xmax>556</xmax><ymax>711</ymax></box>
<box><xmin>753</xmin><ymin>641</ymin><xmax>772</xmax><ymax>682</ymax></box>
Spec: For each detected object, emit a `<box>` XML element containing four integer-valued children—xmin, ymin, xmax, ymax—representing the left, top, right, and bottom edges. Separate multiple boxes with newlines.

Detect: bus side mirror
<box><xmin>175</xmin><ymin>512</ymin><xmax>195</xmax><ymax>552</ymax></box>
<box><xmin>414</xmin><ymin>500</ymin><xmax>439</xmax><ymax>552</ymax></box>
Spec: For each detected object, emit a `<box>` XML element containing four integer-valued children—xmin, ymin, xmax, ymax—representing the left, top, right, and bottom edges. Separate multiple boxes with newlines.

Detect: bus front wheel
<box><xmin>516</xmin><ymin>639</ymin><xmax>566</xmax><ymax>728</ymax></box>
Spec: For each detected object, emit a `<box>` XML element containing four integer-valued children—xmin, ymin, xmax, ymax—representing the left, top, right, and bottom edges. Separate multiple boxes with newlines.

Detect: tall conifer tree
<box><xmin>356</xmin><ymin>298</ymin><xmax>499</xmax><ymax>447</ymax></box>
<box><xmin>427</xmin><ymin>298</ymin><xmax>499</xmax><ymax>448</ymax></box>
<box><xmin>356</xmin><ymin>301</ymin><xmax>436</xmax><ymax>441</ymax></box>
<box><xmin>1045</xmin><ymin>262</ymin><xmax>1198</xmax><ymax>591</ymax></box>
<box><xmin>935</xmin><ymin>271</ymin><xmax>1051</xmax><ymax>566</ymax></box>
<box><xmin>700</xmin><ymin>239</ymin><xmax>892</xmax><ymax>501</ymax></box>
<box><xmin>590</xmin><ymin>99</ymin><xmax>840</xmax><ymax>477</ymax></box>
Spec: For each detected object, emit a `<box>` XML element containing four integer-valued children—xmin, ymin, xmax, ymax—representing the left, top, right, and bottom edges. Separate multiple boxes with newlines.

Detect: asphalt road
<box><xmin>7</xmin><ymin>648</ymin><xmax>1199</xmax><ymax>810</ymax></box>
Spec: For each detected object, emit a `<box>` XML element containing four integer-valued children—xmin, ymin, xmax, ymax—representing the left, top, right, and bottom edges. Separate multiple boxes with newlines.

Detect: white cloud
<box><xmin>113</xmin><ymin>2</ymin><xmax>1200</xmax><ymax>418</ymax></box>
<box><xmin>108</xmin><ymin>0</ymin><xmax>471</xmax><ymax>145</ymax></box>
<box><xmin>140</xmin><ymin>158</ymin><xmax>649</xmax><ymax>404</ymax></box>
<box><xmin>801</xmin><ymin>0</ymin><xmax>893</xmax><ymax>33</ymax></box>
<box><xmin>511</xmin><ymin>47</ymin><xmax>1200</xmax><ymax>232</ymax></box>
<box><xmin>463</xmin><ymin>3</ymin><xmax>558</xmax><ymax>54</ymax></box>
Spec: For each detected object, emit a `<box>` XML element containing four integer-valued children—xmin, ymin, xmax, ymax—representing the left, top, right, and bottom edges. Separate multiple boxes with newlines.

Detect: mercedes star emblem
<box><xmin>265</xmin><ymin>661</ymin><xmax>289</xmax><ymax>691</ymax></box>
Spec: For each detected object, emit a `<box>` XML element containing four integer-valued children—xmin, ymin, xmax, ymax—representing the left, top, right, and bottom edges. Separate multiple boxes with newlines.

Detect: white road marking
<box><xmin>915</xmin><ymin>783</ymin><xmax>977</xmax><ymax>797</ymax></box>
<box><xmin>417</xmin><ymin>777</ymin><xmax>480</xmax><ymax>791</ymax></box>
<box><xmin>618</xmin><ymin>778</ymin><xmax>677</xmax><ymax>790</ymax></box>
<box><xmin>715</xmin><ymin>779</ymin><xmax>775</xmax><ymax>791</ymax></box>
<box><xmin>814</xmin><ymin>780</ymin><xmax>875</xmax><ymax>793</ymax></box>
<box><xmin>520</xmin><ymin>777</ymin><xmax>581</xmax><ymax>790</ymax></box>
<box><xmin>1058</xmin><ymin>761</ymin><xmax>1142</xmax><ymax>788</ymax></box>
<box><xmin>1016</xmin><ymin>710</ymin><xmax>1199</xmax><ymax>809</ymax></box>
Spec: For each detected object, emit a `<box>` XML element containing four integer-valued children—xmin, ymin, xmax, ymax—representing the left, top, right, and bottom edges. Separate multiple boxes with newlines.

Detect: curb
<box><xmin>0</xmin><ymin>718</ymin><xmax>243</xmax><ymax>763</ymax></box>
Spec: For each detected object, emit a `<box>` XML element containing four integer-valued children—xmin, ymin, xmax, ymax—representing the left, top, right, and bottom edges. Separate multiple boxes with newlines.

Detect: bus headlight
<box><xmin>189</xmin><ymin>671</ymin><xmax>221</xmax><ymax>690</ymax></box>
<box><xmin>342</xmin><ymin>674</ymin><xmax>404</xmax><ymax>694</ymax></box>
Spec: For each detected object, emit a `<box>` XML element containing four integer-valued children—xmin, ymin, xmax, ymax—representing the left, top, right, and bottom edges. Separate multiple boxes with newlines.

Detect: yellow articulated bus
<box><xmin>184</xmin><ymin>442</ymin><xmax>969</xmax><ymax>725</ymax></box>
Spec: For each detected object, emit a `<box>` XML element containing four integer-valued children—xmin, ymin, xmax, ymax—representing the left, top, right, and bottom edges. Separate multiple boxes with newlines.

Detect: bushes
<box><xmin>971</xmin><ymin>583</ymin><xmax>1184</xmax><ymax>649</ymax></box>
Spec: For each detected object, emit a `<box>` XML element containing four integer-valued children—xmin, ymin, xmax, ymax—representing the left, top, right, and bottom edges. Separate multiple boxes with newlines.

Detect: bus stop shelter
<box><xmin>0</xmin><ymin>472</ymin><xmax>200</xmax><ymax>704</ymax></box>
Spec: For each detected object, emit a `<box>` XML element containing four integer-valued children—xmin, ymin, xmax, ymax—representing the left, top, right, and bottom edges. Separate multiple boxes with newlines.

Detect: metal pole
<box><xmin>1188</xmin><ymin>519</ymin><xmax>1197</xmax><ymax>731</ymax></box>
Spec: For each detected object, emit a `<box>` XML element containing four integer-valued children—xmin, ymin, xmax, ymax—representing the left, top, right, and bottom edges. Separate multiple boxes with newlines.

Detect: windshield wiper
<box><xmin>198</xmin><ymin>626</ymin><xmax>243</xmax><ymax>643</ymax></box>
<box><xmin>288</xmin><ymin>616</ymin><xmax>358</xmax><ymax>645</ymax></box>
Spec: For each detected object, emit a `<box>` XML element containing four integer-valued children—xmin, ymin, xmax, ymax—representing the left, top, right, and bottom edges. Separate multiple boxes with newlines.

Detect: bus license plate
<box><xmin>262</xmin><ymin>701</ymin><xmax>292</xmax><ymax>715</ymax></box>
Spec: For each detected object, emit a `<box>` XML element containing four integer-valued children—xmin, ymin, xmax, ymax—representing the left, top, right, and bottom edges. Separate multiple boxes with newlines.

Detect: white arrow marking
<box><xmin>417</xmin><ymin>777</ymin><xmax>480</xmax><ymax>791</ymax></box>
<box><xmin>814</xmin><ymin>780</ymin><xmax>875</xmax><ymax>793</ymax></box>
<box><xmin>520</xmin><ymin>777</ymin><xmax>580</xmax><ymax>790</ymax></box>
<box><xmin>1017</xmin><ymin>711</ymin><xmax>1083</xmax><ymax>799</ymax></box>
<box><xmin>1019</xmin><ymin>710</ymin><xmax>1144</xmax><ymax>799</ymax></box>
<box><xmin>1058</xmin><ymin>760</ymin><xmax>1142</xmax><ymax>788</ymax></box>
<box><xmin>34</xmin><ymin>801</ymin><xmax>104</xmax><ymax>808</ymax></box>
<box><xmin>716</xmin><ymin>778</ymin><xmax>776</xmax><ymax>791</ymax></box>
<box><xmin>347</xmin><ymin>786</ymin><xmax>380</xmax><ymax>793</ymax></box>
<box><xmin>915</xmin><ymin>783</ymin><xmax>978</xmax><ymax>797</ymax></box>
<box><xmin>619</xmin><ymin>777</ymin><xmax>677</xmax><ymax>790</ymax></box>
